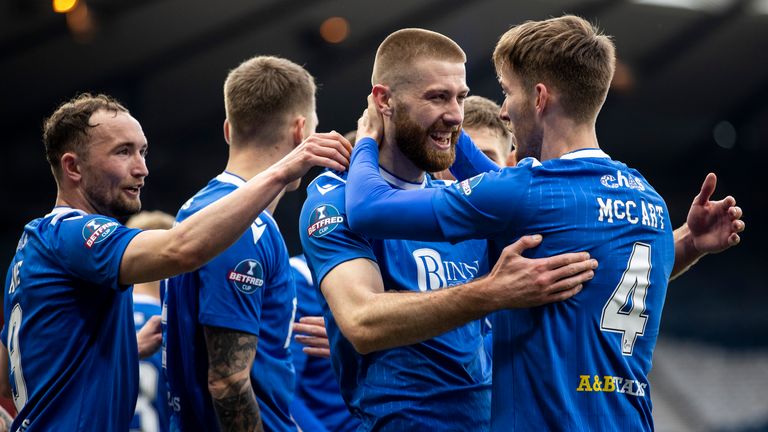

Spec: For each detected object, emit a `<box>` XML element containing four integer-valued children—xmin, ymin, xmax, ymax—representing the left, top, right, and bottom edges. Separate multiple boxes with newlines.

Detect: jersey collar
<box><xmin>215</xmin><ymin>171</ymin><xmax>247</xmax><ymax>187</ymax></box>
<box><xmin>47</xmin><ymin>206</ymin><xmax>88</xmax><ymax>225</ymax></box>
<box><xmin>560</xmin><ymin>148</ymin><xmax>611</xmax><ymax>160</ymax></box>
<box><xmin>379</xmin><ymin>166</ymin><xmax>426</xmax><ymax>190</ymax></box>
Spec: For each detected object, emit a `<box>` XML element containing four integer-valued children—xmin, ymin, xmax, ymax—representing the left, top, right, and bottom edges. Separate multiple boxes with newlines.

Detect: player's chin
<box><xmin>117</xmin><ymin>198</ymin><xmax>142</xmax><ymax>217</ymax></box>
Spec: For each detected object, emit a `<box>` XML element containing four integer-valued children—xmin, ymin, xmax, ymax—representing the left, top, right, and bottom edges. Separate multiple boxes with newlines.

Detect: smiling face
<box><xmin>77</xmin><ymin>110</ymin><xmax>149</xmax><ymax>219</ymax></box>
<box><xmin>390</xmin><ymin>59</ymin><xmax>468</xmax><ymax>172</ymax></box>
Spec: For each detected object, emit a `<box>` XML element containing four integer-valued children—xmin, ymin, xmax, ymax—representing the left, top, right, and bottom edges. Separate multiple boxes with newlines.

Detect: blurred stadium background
<box><xmin>1</xmin><ymin>0</ymin><xmax>765</xmax><ymax>430</ymax></box>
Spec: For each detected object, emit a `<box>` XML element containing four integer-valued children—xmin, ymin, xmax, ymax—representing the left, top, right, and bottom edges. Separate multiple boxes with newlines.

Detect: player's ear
<box><xmin>60</xmin><ymin>152</ymin><xmax>82</xmax><ymax>182</ymax></box>
<box><xmin>372</xmin><ymin>84</ymin><xmax>394</xmax><ymax>118</ymax></box>
<box><xmin>292</xmin><ymin>115</ymin><xmax>307</xmax><ymax>146</ymax></box>
<box><xmin>223</xmin><ymin>119</ymin><xmax>231</xmax><ymax>145</ymax></box>
<box><xmin>534</xmin><ymin>83</ymin><xmax>549</xmax><ymax>116</ymax></box>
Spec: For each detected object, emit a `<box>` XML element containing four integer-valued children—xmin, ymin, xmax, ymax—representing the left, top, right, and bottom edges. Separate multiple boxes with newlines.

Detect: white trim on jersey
<box><xmin>215</xmin><ymin>171</ymin><xmax>247</xmax><ymax>187</ymax></box>
<box><xmin>47</xmin><ymin>206</ymin><xmax>87</xmax><ymax>225</ymax></box>
<box><xmin>560</xmin><ymin>148</ymin><xmax>611</xmax><ymax>160</ymax></box>
<box><xmin>380</xmin><ymin>166</ymin><xmax>426</xmax><ymax>190</ymax></box>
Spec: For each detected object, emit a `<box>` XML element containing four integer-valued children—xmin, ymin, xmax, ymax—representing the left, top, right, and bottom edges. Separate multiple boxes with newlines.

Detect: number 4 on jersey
<box><xmin>600</xmin><ymin>243</ymin><xmax>651</xmax><ymax>356</ymax></box>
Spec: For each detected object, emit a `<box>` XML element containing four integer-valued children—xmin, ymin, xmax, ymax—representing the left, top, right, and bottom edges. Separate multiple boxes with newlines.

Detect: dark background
<box><xmin>1</xmin><ymin>0</ymin><xmax>765</xmax><ymax>347</ymax></box>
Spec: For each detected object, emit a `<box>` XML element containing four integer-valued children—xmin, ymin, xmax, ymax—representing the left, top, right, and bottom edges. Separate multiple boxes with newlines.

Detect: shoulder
<box><xmin>177</xmin><ymin>178</ymin><xmax>234</xmax><ymax>221</ymax></box>
<box><xmin>48</xmin><ymin>210</ymin><xmax>125</xmax><ymax>247</ymax></box>
<box><xmin>305</xmin><ymin>170</ymin><xmax>348</xmax><ymax>202</ymax></box>
<box><xmin>302</xmin><ymin>170</ymin><xmax>348</xmax><ymax>224</ymax></box>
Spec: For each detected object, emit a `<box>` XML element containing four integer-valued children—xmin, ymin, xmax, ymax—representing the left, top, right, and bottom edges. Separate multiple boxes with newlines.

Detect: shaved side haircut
<box><xmin>224</xmin><ymin>55</ymin><xmax>316</xmax><ymax>144</ymax></box>
<box><xmin>372</xmin><ymin>28</ymin><xmax>466</xmax><ymax>89</ymax></box>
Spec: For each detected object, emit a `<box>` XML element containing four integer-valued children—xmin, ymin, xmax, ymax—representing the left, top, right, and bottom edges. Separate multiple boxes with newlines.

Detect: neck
<box><xmin>379</xmin><ymin>123</ymin><xmax>426</xmax><ymax>183</ymax></box>
<box><xmin>225</xmin><ymin>140</ymin><xmax>289</xmax><ymax>213</ymax></box>
<box><xmin>540</xmin><ymin>118</ymin><xmax>600</xmax><ymax>161</ymax></box>
<box><xmin>133</xmin><ymin>280</ymin><xmax>161</xmax><ymax>300</ymax></box>
<box><xmin>55</xmin><ymin>187</ymin><xmax>100</xmax><ymax>216</ymax></box>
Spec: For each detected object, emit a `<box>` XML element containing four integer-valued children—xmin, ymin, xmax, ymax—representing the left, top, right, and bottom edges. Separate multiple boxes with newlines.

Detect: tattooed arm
<box><xmin>204</xmin><ymin>326</ymin><xmax>264</xmax><ymax>432</ymax></box>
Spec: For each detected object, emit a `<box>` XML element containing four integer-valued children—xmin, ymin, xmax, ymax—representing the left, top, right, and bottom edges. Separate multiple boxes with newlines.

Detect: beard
<box><xmin>83</xmin><ymin>177</ymin><xmax>142</xmax><ymax>221</ymax></box>
<box><xmin>392</xmin><ymin>106</ymin><xmax>460</xmax><ymax>173</ymax></box>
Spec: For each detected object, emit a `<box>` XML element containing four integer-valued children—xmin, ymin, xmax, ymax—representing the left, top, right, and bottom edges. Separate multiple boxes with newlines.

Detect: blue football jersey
<box><xmin>132</xmin><ymin>293</ymin><xmax>169</xmax><ymax>432</ymax></box>
<box><xmin>300</xmin><ymin>169</ymin><xmax>492</xmax><ymax>431</ymax></box>
<box><xmin>1</xmin><ymin>206</ymin><xmax>141</xmax><ymax>431</ymax></box>
<box><xmin>163</xmin><ymin>172</ymin><xmax>298</xmax><ymax>432</ymax></box>
<box><xmin>345</xmin><ymin>139</ymin><xmax>676</xmax><ymax>431</ymax></box>
<box><xmin>289</xmin><ymin>254</ymin><xmax>360</xmax><ymax>432</ymax></box>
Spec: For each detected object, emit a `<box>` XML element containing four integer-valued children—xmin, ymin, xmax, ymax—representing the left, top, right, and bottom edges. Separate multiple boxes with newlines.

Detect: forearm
<box><xmin>671</xmin><ymin>224</ymin><xmax>704</xmax><ymax>280</ymax></box>
<box><xmin>210</xmin><ymin>376</ymin><xmax>263</xmax><ymax>432</ymax></box>
<box><xmin>205</xmin><ymin>327</ymin><xmax>263</xmax><ymax>432</ymax></box>
<box><xmin>121</xmin><ymin>167</ymin><xmax>288</xmax><ymax>284</ymax></box>
<box><xmin>345</xmin><ymin>138</ymin><xmax>444</xmax><ymax>241</ymax></box>
<box><xmin>340</xmin><ymin>279</ymin><xmax>497</xmax><ymax>354</ymax></box>
<box><xmin>449</xmin><ymin>130</ymin><xmax>501</xmax><ymax>181</ymax></box>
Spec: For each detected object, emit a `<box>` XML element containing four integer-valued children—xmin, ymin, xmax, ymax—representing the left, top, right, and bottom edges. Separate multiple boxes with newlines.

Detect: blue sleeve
<box><xmin>51</xmin><ymin>214</ymin><xmax>141</xmax><ymax>291</ymax></box>
<box><xmin>300</xmin><ymin>185</ymin><xmax>377</xmax><ymax>286</ymax></box>
<box><xmin>449</xmin><ymin>130</ymin><xmax>501</xmax><ymax>181</ymax></box>
<box><xmin>346</xmin><ymin>138</ymin><xmax>531</xmax><ymax>242</ymax></box>
<box><xmin>432</xmin><ymin>166</ymin><xmax>535</xmax><ymax>242</ymax></box>
<box><xmin>344</xmin><ymin>138</ymin><xmax>444</xmax><ymax>241</ymax></box>
<box><xmin>197</xmin><ymin>227</ymin><xmax>273</xmax><ymax>336</ymax></box>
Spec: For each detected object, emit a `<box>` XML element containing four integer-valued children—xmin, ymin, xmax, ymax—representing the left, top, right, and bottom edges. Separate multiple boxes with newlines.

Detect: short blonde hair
<box><xmin>372</xmin><ymin>28</ymin><xmax>466</xmax><ymax>88</ymax></box>
<box><xmin>125</xmin><ymin>210</ymin><xmax>175</xmax><ymax>230</ymax></box>
<box><xmin>493</xmin><ymin>15</ymin><xmax>615</xmax><ymax>123</ymax></box>
<box><xmin>224</xmin><ymin>56</ymin><xmax>316</xmax><ymax>143</ymax></box>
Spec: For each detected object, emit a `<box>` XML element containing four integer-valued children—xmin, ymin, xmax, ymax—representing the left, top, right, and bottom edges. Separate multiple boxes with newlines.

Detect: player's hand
<box><xmin>293</xmin><ymin>316</ymin><xmax>331</xmax><ymax>359</ymax></box>
<box><xmin>274</xmin><ymin>131</ymin><xmax>353</xmax><ymax>182</ymax></box>
<box><xmin>137</xmin><ymin>315</ymin><xmax>163</xmax><ymax>359</ymax></box>
<box><xmin>686</xmin><ymin>173</ymin><xmax>745</xmax><ymax>254</ymax></box>
<box><xmin>485</xmin><ymin>235</ymin><xmax>597</xmax><ymax>308</ymax></box>
<box><xmin>356</xmin><ymin>93</ymin><xmax>384</xmax><ymax>144</ymax></box>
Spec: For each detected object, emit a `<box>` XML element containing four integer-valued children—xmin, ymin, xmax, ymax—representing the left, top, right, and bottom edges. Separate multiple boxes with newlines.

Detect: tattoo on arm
<box><xmin>204</xmin><ymin>326</ymin><xmax>264</xmax><ymax>432</ymax></box>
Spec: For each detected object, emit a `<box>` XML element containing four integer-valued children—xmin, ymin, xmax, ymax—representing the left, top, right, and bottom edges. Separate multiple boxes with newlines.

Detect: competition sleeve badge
<box><xmin>82</xmin><ymin>217</ymin><xmax>120</xmax><ymax>248</ymax></box>
<box><xmin>228</xmin><ymin>259</ymin><xmax>264</xmax><ymax>294</ymax></box>
<box><xmin>456</xmin><ymin>173</ymin><xmax>485</xmax><ymax>196</ymax></box>
<box><xmin>306</xmin><ymin>204</ymin><xmax>344</xmax><ymax>238</ymax></box>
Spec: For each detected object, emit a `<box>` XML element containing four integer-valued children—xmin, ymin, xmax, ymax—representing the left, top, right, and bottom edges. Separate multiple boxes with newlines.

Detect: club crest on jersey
<box><xmin>82</xmin><ymin>217</ymin><xmax>119</xmax><ymax>248</ymax></box>
<box><xmin>228</xmin><ymin>259</ymin><xmax>264</xmax><ymax>294</ymax></box>
<box><xmin>600</xmin><ymin>170</ymin><xmax>645</xmax><ymax>191</ymax></box>
<box><xmin>307</xmin><ymin>204</ymin><xmax>344</xmax><ymax>238</ymax></box>
<box><xmin>456</xmin><ymin>173</ymin><xmax>485</xmax><ymax>196</ymax></box>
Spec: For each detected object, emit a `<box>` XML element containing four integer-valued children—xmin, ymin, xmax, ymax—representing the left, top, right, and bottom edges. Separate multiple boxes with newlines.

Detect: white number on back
<box><xmin>8</xmin><ymin>303</ymin><xmax>28</xmax><ymax>410</ymax></box>
<box><xmin>132</xmin><ymin>362</ymin><xmax>160</xmax><ymax>432</ymax></box>
<box><xmin>600</xmin><ymin>243</ymin><xmax>651</xmax><ymax>356</ymax></box>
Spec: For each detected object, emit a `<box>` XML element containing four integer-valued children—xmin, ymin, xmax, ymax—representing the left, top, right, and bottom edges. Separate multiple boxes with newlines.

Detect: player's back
<box><xmin>2</xmin><ymin>207</ymin><xmax>140</xmax><ymax>431</ymax></box>
<box><xmin>301</xmin><ymin>170</ymin><xmax>492</xmax><ymax>431</ymax></box>
<box><xmin>481</xmin><ymin>152</ymin><xmax>674</xmax><ymax>431</ymax></box>
<box><xmin>163</xmin><ymin>172</ymin><xmax>297</xmax><ymax>432</ymax></box>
